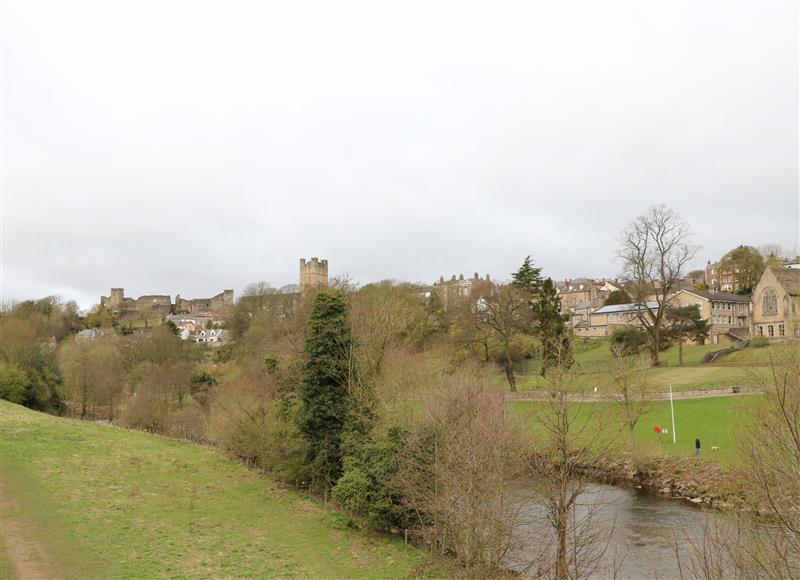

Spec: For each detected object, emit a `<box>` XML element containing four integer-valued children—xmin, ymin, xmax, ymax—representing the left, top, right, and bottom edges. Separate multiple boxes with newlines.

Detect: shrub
<box><xmin>750</xmin><ymin>336</ymin><xmax>769</xmax><ymax>348</ymax></box>
<box><xmin>394</xmin><ymin>375</ymin><xmax>528</xmax><ymax>571</ymax></box>
<box><xmin>332</xmin><ymin>428</ymin><xmax>411</xmax><ymax>531</ymax></box>
<box><xmin>206</xmin><ymin>367</ymin><xmax>308</xmax><ymax>484</ymax></box>
<box><xmin>610</xmin><ymin>326</ymin><xmax>648</xmax><ymax>356</ymax></box>
<box><xmin>0</xmin><ymin>363</ymin><xmax>28</xmax><ymax>404</ymax></box>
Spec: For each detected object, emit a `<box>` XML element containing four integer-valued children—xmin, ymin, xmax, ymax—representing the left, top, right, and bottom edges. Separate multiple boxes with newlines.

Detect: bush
<box><xmin>610</xmin><ymin>327</ymin><xmax>647</xmax><ymax>356</ymax></box>
<box><xmin>332</xmin><ymin>428</ymin><xmax>411</xmax><ymax>531</ymax></box>
<box><xmin>206</xmin><ymin>367</ymin><xmax>308</xmax><ymax>484</ymax></box>
<box><xmin>750</xmin><ymin>336</ymin><xmax>769</xmax><ymax>348</ymax></box>
<box><xmin>0</xmin><ymin>363</ymin><xmax>28</xmax><ymax>404</ymax></box>
<box><xmin>394</xmin><ymin>375</ymin><xmax>528</xmax><ymax>571</ymax></box>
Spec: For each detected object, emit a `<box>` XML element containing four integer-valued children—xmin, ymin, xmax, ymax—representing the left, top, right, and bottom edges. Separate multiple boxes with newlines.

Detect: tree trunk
<box><xmin>651</xmin><ymin>326</ymin><xmax>660</xmax><ymax>367</ymax></box>
<box><xmin>504</xmin><ymin>338</ymin><xmax>516</xmax><ymax>391</ymax></box>
<box><xmin>505</xmin><ymin>361</ymin><xmax>516</xmax><ymax>392</ymax></box>
<box><xmin>678</xmin><ymin>337</ymin><xmax>684</xmax><ymax>366</ymax></box>
<box><xmin>556</xmin><ymin>504</ymin><xmax>568</xmax><ymax>579</ymax></box>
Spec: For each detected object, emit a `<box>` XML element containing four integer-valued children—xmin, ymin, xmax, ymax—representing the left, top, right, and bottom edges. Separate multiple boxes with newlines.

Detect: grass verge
<box><xmin>0</xmin><ymin>401</ymin><xmax>437</xmax><ymax>579</ymax></box>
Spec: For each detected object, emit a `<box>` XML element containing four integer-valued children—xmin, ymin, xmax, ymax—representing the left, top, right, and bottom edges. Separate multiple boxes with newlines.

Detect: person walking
<box><xmin>695</xmin><ymin>437</ymin><xmax>701</xmax><ymax>456</ymax></box>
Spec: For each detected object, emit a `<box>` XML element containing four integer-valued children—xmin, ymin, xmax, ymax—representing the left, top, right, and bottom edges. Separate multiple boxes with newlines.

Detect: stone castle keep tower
<box><xmin>299</xmin><ymin>257</ymin><xmax>328</xmax><ymax>293</ymax></box>
<box><xmin>108</xmin><ymin>288</ymin><xmax>125</xmax><ymax>308</ymax></box>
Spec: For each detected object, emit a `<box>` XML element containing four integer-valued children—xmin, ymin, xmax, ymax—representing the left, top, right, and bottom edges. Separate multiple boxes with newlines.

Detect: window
<box><xmin>768</xmin><ymin>325</ymin><xmax>774</xmax><ymax>337</ymax></box>
<box><xmin>758</xmin><ymin>326</ymin><xmax>764</xmax><ymax>336</ymax></box>
<box><xmin>728</xmin><ymin>316</ymin><xmax>732</xmax><ymax>325</ymax></box>
<box><xmin>762</xmin><ymin>288</ymin><xmax>778</xmax><ymax>316</ymax></box>
<box><xmin>779</xmin><ymin>324</ymin><xmax>785</xmax><ymax>337</ymax></box>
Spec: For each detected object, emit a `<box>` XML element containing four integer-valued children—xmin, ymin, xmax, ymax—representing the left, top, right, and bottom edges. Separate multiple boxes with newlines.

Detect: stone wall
<box><xmin>100</xmin><ymin>288</ymin><xmax>234</xmax><ymax>319</ymax></box>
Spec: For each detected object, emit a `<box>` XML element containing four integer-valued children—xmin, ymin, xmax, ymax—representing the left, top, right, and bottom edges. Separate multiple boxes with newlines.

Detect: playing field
<box><xmin>510</xmin><ymin>393</ymin><xmax>755</xmax><ymax>466</ymax></box>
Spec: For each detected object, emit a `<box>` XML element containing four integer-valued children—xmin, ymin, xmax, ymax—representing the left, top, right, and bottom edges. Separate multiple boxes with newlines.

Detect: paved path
<box><xmin>505</xmin><ymin>386</ymin><xmax>762</xmax><ymax>402</ymax></box>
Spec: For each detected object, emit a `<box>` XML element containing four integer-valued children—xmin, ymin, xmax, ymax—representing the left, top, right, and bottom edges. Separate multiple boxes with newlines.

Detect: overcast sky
<box><xmin>2</xmin><ymin>1</ymin><xmax>798</xmax><ymax>308</ymax></box>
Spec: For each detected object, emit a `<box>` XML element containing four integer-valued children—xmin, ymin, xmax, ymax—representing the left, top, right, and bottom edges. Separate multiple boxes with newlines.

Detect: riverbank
<box><xmin>587</xmin><ymin>452</ymin><xmax>739</xmax><ymax>509</ymax></box>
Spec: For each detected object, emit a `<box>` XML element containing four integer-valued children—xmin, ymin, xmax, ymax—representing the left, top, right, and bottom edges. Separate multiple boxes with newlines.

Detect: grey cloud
<box><xmin>2</xmin><ymin>1</ymin><xmax>798</xmax><ymax>308</ymax></box>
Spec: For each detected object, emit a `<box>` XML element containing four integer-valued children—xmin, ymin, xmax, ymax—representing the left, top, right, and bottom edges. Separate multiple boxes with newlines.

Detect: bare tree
<box><xmin>394</xmin><ymin>372</ymin><xmax>529</xmax><ymax>573</ymax></box>
<box><xmin>481</xmin><ymin>282</ymin><xmax>534</xmax><ymax>391</ymax></box>
<box><xmin>525</xmin><ymin>348</ymin><xmax>618</xmax><ymax>578</ymax></box>
<box><xmin>451</xmin><ymin>279</ymin><xmax>495</xmax><ymax>363</ymax></box>
<box><xmin>686</xmin><ymin>346</ymin><xmax>800</xmax><ymax>579</ymax></box>
<box><xmin>608</xmin><ymin>345</ymin><xmax>650</xmax><ymax>451</ymax></box>
<box><xmin>617</xmin><ymin>205</ymin><xmax>698</xmax><ymax>366</ymax></box>
<box><xmin>58</xmin><ymin>335</ymin><xmax>125</xmax><ymax>420</ymax></box>
<box><xmin>350</xmin><ymin>281</ymin><xmax>426</xmax><ymax>380</ymax></box>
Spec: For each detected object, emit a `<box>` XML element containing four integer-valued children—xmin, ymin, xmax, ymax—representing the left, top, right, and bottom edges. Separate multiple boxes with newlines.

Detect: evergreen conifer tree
<box><xmin>535</xmin><ymin>277</ymin><xmax>573</xmax><ymax>375</ymax></box>
<box><xmin>298</xmin><ymin>290</ymin><xmax>354</xmax><ymax>492</ymax></box>
<box><xmin>512</xmin><ymin>255</ymin><xmax>543</xmax><ymax>293</ymax></box>
<box><xmin>665</xmin><ymin>305</ymin><xmax>710</xmax><ymax>366</ymax></box>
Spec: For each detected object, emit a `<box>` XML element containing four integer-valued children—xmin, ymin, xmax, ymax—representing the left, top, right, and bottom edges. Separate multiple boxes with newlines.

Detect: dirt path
<box><xmin>0</xmin><ymin>476</ymin><xmax>62</xmax><ymax>579</ymax></box>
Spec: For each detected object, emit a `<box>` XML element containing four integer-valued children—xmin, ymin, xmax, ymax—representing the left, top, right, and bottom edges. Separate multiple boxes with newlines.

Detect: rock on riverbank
<box><xmin>587</xmin><ymin>454</ymin><xmax>739</xmax><ymax>509</ymax></box>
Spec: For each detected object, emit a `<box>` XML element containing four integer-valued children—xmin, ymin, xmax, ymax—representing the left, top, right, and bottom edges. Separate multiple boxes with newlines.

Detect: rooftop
<box><xmin>592</xmin><ymin>301</ymin><xmax>660</xmax><ymax>314</ymax></box>
<box><xmin>772</xmin><ymin>266</ymin><xmax>800</xmax><ymax>295</ymax></box>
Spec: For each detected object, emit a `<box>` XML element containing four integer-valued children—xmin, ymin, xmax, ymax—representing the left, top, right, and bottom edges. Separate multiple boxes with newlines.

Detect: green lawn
<box><xmin>719</xmin><ymin>346</ymin><xmax>782</xmax><ymax>364</ymax></box>
<box><xmin>572</xmin><ymin>339</ymin><xmax>730</xmax><ymax>367</ymax></box>
<box><xmin>510</xmin><ymin>394</ymin><xmax>755</xmax><ymax>466</ymax></box>
<box><xmin>572</xmin><ymin>338</ymin><xmax>790</xmax><ymax>368</ymax></box>
<box><xmin>0</xmin><ymin>402</ymin><xmax>437</xmax><ymax>579</ymax></box>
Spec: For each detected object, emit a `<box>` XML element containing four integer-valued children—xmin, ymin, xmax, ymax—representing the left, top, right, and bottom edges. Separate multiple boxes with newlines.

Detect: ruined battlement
<box><xmin>100</xmin><ymin>288</ymin><xmax>234</xmax><ymax>318</ymax></box>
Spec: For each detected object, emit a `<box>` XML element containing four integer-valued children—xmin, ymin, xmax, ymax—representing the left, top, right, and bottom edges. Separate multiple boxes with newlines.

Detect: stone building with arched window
<box><xmin>750</xmin><ymin>266</ymin><xmax>800</xmax><ymax>342</ymax></box>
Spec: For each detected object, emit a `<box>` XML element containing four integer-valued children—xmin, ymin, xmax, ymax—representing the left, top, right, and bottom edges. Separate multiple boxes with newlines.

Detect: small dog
<box><xmin>711</xmin><ymin>446</ymin><xmax>720</xmax><ymax>451</ymax></box>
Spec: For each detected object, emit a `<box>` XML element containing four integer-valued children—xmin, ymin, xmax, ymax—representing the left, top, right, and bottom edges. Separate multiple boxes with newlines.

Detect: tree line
<box><xmin>2</xmin><ymin>204</ymin><xmax>797</xmax><ymax>576</ymax></box>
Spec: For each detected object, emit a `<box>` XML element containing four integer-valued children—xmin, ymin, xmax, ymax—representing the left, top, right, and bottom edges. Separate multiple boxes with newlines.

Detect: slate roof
<box><xmin>675</xmin><ymin>289</ymin><xmax>750</xmax><ymax>303</ymax></box>
<box><xmin>772</xmin><ymin>267</ymin><xmax>800</xmax><ymax>295</ymax></box>
<box><xmin>592</xmin><ymin>301</ymin><xmax>660</xmax><ymax>315</ymax></box>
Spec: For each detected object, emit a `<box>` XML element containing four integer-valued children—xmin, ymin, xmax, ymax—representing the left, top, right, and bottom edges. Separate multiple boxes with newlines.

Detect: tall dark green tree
<box><xmin>534</xmin><ymin>278</ymin><xmax>573</xmax><ymax>376</ymax></box>
<box><xmin>512</xmin><ymin>255</ymin><xmax>543</xmax><ymax>293</ymax></box>
<box><xmin>297</xmin><ymin>290</ymin><xmax>354</xmax><ymax>493</ymax></box>
<box><xmin>665</xmin><ymin>305</ymin><xmax>710</xmax><ymax>366</ymax></box>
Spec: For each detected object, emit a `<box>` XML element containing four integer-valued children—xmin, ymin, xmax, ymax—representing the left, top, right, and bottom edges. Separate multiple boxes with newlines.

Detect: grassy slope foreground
<box><xmin>0</xmin><ymin>401</ymin><xmax>432</xmax><ymax>579</ymax></box>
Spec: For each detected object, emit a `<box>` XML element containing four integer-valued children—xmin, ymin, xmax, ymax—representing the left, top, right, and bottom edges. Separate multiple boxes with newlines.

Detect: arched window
<box><xmin>762</xmin><ymin>288</ymin><xmax>778</xmax><ymax>316</ymax></box>
<box><xmin>784</xmin><ymin>295</ymin><xmax>790</xmax><ymax>316</ymax></box>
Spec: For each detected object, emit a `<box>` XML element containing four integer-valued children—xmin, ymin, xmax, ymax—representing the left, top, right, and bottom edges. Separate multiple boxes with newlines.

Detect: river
<box><xmin>509</xmin><ymin>482</ymin><xmax>721</xmax><ymax>579</ymax></box>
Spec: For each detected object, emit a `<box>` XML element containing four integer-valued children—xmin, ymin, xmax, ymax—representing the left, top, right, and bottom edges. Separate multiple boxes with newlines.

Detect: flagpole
<box><xmin>669</xmin><ymin>383</ymin><xmax>676</xmax><ymax>444</ymax></box>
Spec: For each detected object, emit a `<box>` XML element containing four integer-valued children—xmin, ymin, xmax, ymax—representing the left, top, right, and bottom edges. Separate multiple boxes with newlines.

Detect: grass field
<box><xmin>572</xmin><ymin>339</ymin><xmax>785</xmax><ymax>367</ymax></box>
<box><xmin>510</xmin><ymin>394</ymin><xmax>755</xmax><ymax>466</ymax></box>
<box><xmin>719</xmin><ymin>346</ymin><xmax>781</xmax><ymax>364</ymax></box>
<box><xmin>0</xmin><ymin>401</ymin><xmax>439</xmax><ymax>579</ymax></box>
<box><xmin>572</xmin><ymin>339</ymin><xmax>729</xmax><ymax>366</ymax></box>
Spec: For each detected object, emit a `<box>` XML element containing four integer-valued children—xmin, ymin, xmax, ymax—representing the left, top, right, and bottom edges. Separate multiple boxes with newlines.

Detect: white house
<box><xmin>196</xmin><ymin>329</ymin><xmax>229</xmax><ymax>345</ymax></box>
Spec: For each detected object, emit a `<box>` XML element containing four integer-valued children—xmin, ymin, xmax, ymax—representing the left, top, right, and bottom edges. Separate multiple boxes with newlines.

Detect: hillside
<box><xmin>0</xmin><ymin>402</ymin><xmax>436</xmax><ymax>579</ymax></box>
